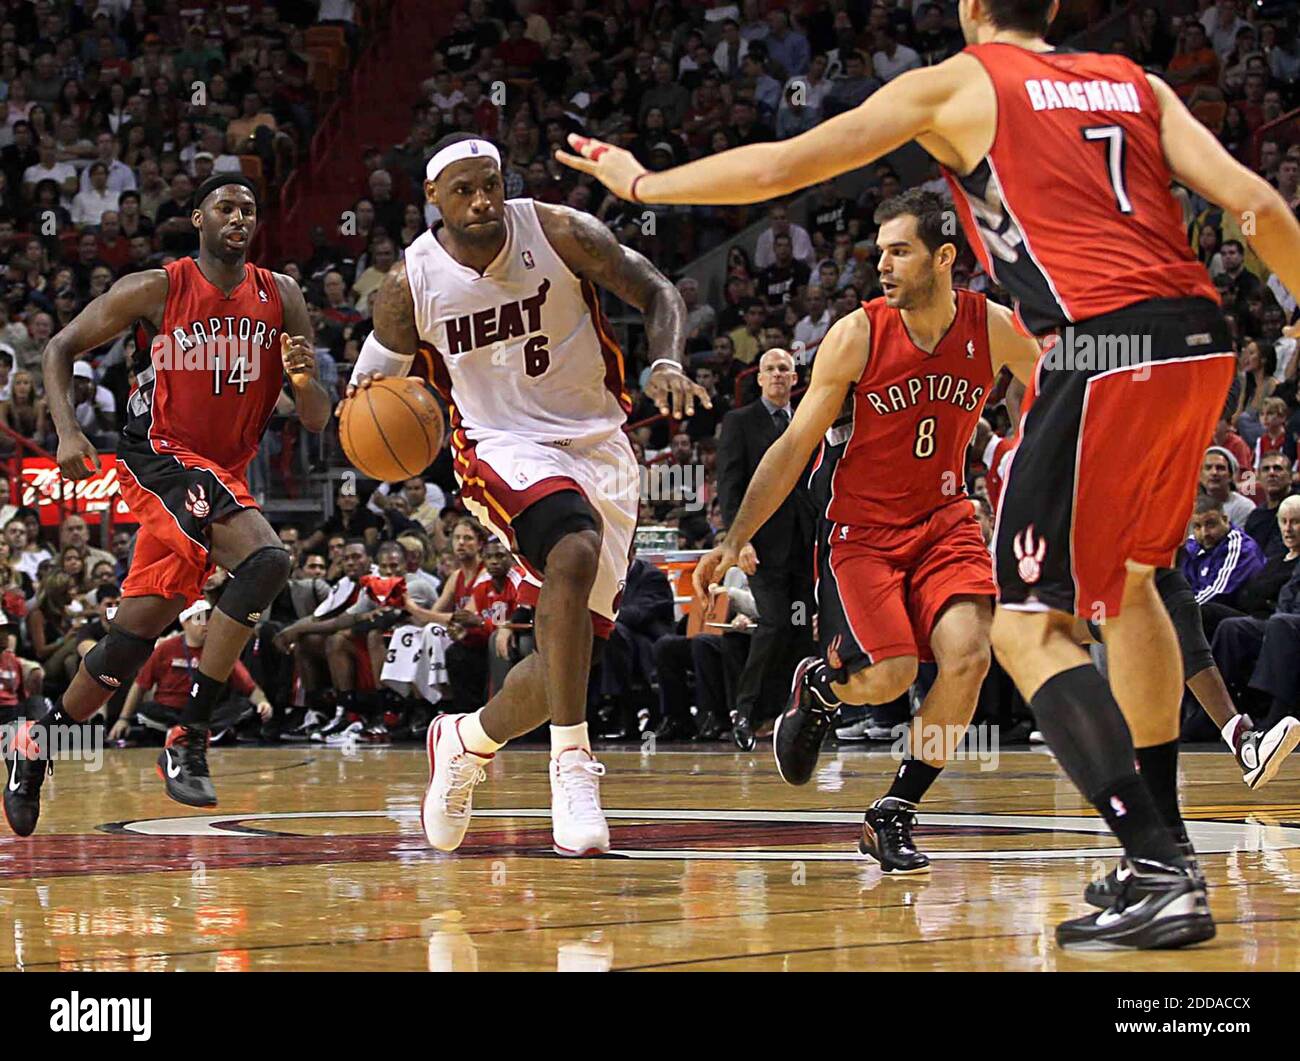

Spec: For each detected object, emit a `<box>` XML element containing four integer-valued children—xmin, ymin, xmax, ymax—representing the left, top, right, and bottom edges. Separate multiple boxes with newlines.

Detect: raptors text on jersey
<box><xmin>828</xmin><ymin>289</ymin><xmax>993</xmax><ymax>528</ymax></box>
<box><xmin>126</xmin><ymin>258</ymin><xmax>286</xmax><ymax>474</ymax></box>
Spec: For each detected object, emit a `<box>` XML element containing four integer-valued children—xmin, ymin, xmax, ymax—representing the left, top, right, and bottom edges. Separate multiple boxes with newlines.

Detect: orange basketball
<box><xmin>339</xmin><ymin>377</ymin><xmax>445</xmax><ymax>483</ymax></box>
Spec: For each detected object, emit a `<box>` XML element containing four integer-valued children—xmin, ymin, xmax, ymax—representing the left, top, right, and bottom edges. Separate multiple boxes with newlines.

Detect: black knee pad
<box><xmin>1155</xmin><ymin>567</ymin><xmax>1214</xmax><ymax>681</ymax></box>
<box><xmin>513</xmin><ymin>490</ymin><xmax>600</xmax><ymax>573</ymax></box>
<box><xmin>217</xmin><ymin>545</ymin><xmax>292</xmax><ymax>627</ymax></box>
<box><xmin>83</xmin><ymin>623</ymin><xmax>158</xmax><ymax>692</ymax></box>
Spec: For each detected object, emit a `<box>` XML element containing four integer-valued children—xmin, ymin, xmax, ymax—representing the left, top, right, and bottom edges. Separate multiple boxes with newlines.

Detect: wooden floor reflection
<box><xmin>1</xmin><ymin>743</ymin><xmax>1298</xmax><ymax>971</ymax></box>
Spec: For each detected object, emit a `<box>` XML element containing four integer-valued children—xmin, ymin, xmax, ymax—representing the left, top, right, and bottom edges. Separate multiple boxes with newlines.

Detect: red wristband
<box><xmin>629</xmin><ymin>173</ymin><xmax>646</xmax><ymax>203</ymax></box>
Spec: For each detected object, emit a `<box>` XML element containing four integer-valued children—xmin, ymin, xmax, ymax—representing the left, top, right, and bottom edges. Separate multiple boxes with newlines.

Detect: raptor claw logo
<box><xmin>826</xmin><ymin>635</ymin><xmax>843</xmax><ymax>671</ymax></box>
<box><xmin>185</xmin><ymin>484</ymin><xmax>210</xmax><ymax>520</ymax></box>
<box><xmin>1012</xmin><ymin>524</ymin><xmax>1047</xmax><ymax>584</ymax></box>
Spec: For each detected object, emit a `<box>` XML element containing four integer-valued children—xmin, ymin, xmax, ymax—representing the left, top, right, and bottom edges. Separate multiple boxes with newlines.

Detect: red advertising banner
<box><xmin>18</xmin><ymin>456</ymin><xmax>134</xmax><ymax>526</ymax></box>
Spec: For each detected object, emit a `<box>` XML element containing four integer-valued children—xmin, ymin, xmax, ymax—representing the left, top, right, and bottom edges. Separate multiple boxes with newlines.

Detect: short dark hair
<box><xmin>1194</xmin><ymin>495</ymin><xmax>1225</xmax><ymax>516</ymax></box>
<box><xmin>94</xmin><ymin>583</ymin><xmax>121</xmax><ymax>602</ymax></box>
<box><xmin>1222</xmin><ymin>238</ymin><xmax>1245</xmax><ymax>255</ymax></box>
<box><xmin>874</xmin><ymin>188</ymin><xmax>959</xmax><ymax>255</ymax></box>
<box><xmin>982</xmin><ymin>0</ymin><xmax>1054</xmax><ymax>35</ymax></box>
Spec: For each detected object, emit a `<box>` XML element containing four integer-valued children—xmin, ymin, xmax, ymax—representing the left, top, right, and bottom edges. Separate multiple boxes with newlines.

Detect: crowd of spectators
<box><xmin>0</xmin><ymin>0</ymin><xmax>1298</xmax><ymax>748</ymax></box>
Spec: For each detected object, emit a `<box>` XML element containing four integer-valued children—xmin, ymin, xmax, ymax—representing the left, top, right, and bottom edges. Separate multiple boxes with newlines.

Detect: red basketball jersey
<box><xmin>944</xmin><ymin>44</ymin><xmax>1217</xmax><ymax>335</ymax></box>
<box><xmin>450</xmin><ymin>562</ymin><xmax>488</xmax><ymax>611</ymax></box>
<box><xmin>130</xmin><ymin>258</ymin><xmax>285</xmax><ymax>473</ymax></box>
<box><xmin>827</xmin><ymin>289</ymin><xmax>992</xmax><ymax>528</ymax></box>
<box><xmin>460</xmin><ymin>568</ymin><xmax>522</xmax><ymax>647</ymax></box>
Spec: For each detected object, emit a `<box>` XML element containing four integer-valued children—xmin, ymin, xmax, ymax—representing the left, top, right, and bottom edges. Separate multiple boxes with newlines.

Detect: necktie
<box><xmin>772</xmin><ymin>407</ymin><xmax>790</xmax><ymax>434</ymax></box>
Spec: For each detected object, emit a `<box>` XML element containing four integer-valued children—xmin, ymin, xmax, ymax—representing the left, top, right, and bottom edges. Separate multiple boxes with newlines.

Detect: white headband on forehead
<box><xmin>426</xmin><ymin>138</ymin><xmax>501</xmax><ymax>182</ymax></box>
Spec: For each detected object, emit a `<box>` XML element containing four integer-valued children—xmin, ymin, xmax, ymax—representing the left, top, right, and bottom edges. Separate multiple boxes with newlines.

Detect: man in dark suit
<box><xmin>596</xmin><ymin>543</ymin><xmax>676</xmax><ymax>738</ymax></box>
<box><xmin>717</xmin><ymin>348</ymin><xmax>817</xmax><ymax>748</ymax></box>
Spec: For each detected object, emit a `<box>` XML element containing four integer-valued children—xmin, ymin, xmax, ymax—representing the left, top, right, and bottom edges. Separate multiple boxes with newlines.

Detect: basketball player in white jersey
<box><xmin>346</xmin><ymin>133</ymin><xmax>707</xmax><ymax>856</ymax></box>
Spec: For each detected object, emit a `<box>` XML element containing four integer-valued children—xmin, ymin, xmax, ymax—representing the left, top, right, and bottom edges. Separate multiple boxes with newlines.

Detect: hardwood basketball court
<box><xmin>1</xmin><ymin>743</ymin><xmax>1298</xmax><ymax>971</ymax></box>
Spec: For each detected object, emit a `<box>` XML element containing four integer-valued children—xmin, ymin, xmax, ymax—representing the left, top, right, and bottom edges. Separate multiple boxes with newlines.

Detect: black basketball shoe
<box><xmin>3</xmin><ymin>719</ymin><xmax>52</xmax><ymax>837</ymax></box>
<box><xmin>1058</xmin><ymin>859</ymin><xmax>1215</xmax><ymax>949</ymax></box>
<box><xmin>858</xmin><ymin>796</ymin><xmax>930</xmax><ymax>874</ymax></box>
<box><xmin>773</xmin><ymin>656</ymin><xmax>839</xmax><ymax>786</ymax></box>
<box><xmin>156</xmin><ymin>725</ymin><xmax>217</xmax><ymax>807</ymax></box>
<box><xmin>1084</xmin><ymin>839</ymin><xmax>1202</xmax><ymax>909</ymax></box>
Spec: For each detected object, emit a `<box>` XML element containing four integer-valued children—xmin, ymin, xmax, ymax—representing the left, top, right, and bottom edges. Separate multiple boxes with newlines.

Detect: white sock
<box><xmin>459</xmin><ymin>710</ymin><xmax>504</xmax><ymax>757</ymax></box>
<box><xmin>550</xmin><ymin>722</ymin><xmax>590</xmax><ymax>758</ymax></box>
<box><xmin>1221</xmin><ymin>714</ymin><xmax>1246</xmax><ymax>750</ymax></box>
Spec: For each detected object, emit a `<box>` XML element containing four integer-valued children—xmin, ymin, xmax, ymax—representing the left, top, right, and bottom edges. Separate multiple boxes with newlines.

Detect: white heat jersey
<box><xmin>404</xmin><ymin>199</ymin><xmax>631</xmax><ymax>445</ymax></box>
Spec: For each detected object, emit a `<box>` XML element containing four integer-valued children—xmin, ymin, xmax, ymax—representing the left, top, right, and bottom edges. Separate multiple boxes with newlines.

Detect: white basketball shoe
<box><xmin>549</xmin><ymin>747</ymin><xmax>610</xmax><ymax>856</ymax></box>
<box><xmin>421</xmin><ymin>715</ymin><xmax>492</xmax><ymax>851</ymax></box>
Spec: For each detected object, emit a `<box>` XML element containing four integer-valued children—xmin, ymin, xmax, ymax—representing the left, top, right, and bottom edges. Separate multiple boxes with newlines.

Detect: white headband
<box><xmin>426</xmin><ymin>139</ymin><xmax>501</xmax><ymax>182</ymax></box>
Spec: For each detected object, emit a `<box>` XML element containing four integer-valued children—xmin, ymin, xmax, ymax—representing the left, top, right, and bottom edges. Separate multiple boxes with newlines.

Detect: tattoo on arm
<box><xmin>372</xmin><ymin>261</ymin><xmax>419</xmax><ymax>352</ymax></box>
<box><xmin>545</xmin><ymin>204</ymin><xmax>687</xmax><ymax>366</ymax></box>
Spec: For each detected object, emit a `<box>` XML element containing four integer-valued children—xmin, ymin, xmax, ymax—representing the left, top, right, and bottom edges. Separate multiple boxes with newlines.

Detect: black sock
<box><xmin>35</xmin><ymin>702</ymin><xmax>72</xmax><ymax>728</ymax></box>
<box><xmin>180</xmin><ymin>672</ymin><xmax>225</xmax><ymax>727</ymax></box>
<box><xmin>1135</xmin><ymin>739</ymin><xmax>1185</xmax><ymax>839</ymax></box>
<box><xmin>807</xmin><ymin>660</ymin><xmax>843</xmax><ymax>709</ymax></box>
<box><xmin>886</xmin><ymin>758</ymin><xmax>942</xmax><ymax>805</ymax></box>
<box><xmin>1028</xmin><ymin>665</ymin><xmax>1183</xmax><ymax>867</ymax></box>
<box><xmin>1093</xmin><ymin>775</ymin><xmax>1183</xmax><ymax>865</ymax></box>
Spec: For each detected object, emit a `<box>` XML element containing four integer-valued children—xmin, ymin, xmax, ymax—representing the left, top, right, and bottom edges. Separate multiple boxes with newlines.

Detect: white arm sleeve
<box><xmin>350</xmin><ymin>331</ymin><xmax>416</xmax><ymax>386</ymax></box>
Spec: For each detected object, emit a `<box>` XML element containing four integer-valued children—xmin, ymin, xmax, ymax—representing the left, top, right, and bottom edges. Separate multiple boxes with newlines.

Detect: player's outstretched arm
<box><xmin>558</xmin><ymin>58</ymin><xmax>971</xmax><ymax>205</ymax></box>
<box><xmin>987</xmin><ymin>301</ymin><xmax>1042</xmax><ymax>385</ymax></box>
<box><xmin>343</xmin><ymin>262</ymin><xmax>419</xmax><ymax>403</ymax></box>
<box><xmin>42</xmin><ymin>268</ymin><xmax>169</xmax><ymax>479</ymax></box>
<box><xmin>537</xmin><ymin>203</ymin><xmax>709</xmax><ymax>418</ymax></box>
<box><xmin>275</xmin><ymin>274</ymin><xmax>330</xmax><ymax>433</ymax></box>
<box><xmin>693</xmin><ymin>311</ymin><xmax>869</xmax><ymax>597</ymax></box>
<box><xmin>1150</xmin><ymin>74</ymin><xmax>1300</xmax><ymax>304</ymax></box>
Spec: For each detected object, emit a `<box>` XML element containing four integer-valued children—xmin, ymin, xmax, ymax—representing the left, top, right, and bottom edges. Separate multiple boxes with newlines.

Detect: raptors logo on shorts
<box><xmin>994</xmin><ymin>299</ymin><xmax>1234</xmax><ymax>617</ymax></box>
<box><xmin>185</xmin><ymin>484</ymin><xmax>210</xmax><ymax>519</ymax></box>
<box><xmin>1013</xmin><ymin>525</ymin><xmax>1047</xmax><ymax>585</ymax></box>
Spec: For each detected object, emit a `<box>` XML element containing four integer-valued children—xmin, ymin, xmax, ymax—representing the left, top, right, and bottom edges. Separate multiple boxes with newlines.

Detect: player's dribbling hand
<box><xmin>56</xmin><ymin>430</ymin><xmax>101</xmax><ymax>480</ymax></box>
<box><xmin>555</xmin><ymin>134</ymin><xmax>646</xmax><ymax>201</ymax></box>
<box><xmin>281</xmin><ymin>333</ymin><xmax>316</xmax><ymax>386</ymax></box>
<box><xmin>336</xmin><ymin>370</ymin><xmax>384</xmax><ymax>417</ymax></box>
<box><xmin>646</xmin><ymin>361</ymin><xmax>712</xmax><ymax>419</ymax></box>
<box><xmin>692</xmin><ymin>540</ymin><xmax>741</xmax><ymax>599</ymax></box>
